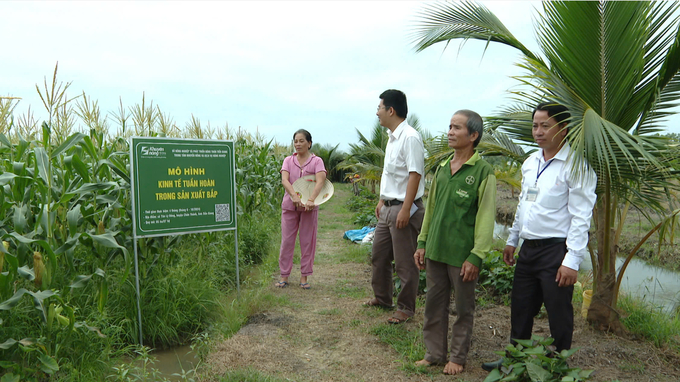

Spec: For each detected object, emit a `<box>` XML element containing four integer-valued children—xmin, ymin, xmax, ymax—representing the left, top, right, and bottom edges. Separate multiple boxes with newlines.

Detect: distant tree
<box><xmin>311</xmin><ymin>143</ymin><xmax>346</xmax><ymax>183</ymax></box>
<box><xmin>665</xmin><ymin>132</ymin><xmax>680</xmax><ymax>143</ymax></box>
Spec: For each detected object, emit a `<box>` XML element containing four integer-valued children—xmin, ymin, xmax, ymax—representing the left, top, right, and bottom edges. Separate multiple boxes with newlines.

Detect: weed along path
<box><xmin>207</xmin><ymin>184</ymin><xmax>680</xmax><ymax>382</ymax></box>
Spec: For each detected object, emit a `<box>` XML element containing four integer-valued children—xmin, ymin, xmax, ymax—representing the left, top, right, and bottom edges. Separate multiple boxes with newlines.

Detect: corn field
<box><xmin>0</xmin><ymin>67</ymin><xmax>285</xmax><ymax>380</ymax></box>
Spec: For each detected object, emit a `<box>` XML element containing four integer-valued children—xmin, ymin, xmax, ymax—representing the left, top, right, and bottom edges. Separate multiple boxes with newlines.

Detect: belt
<box><xmin>383</xmin><ymin>198</ymin><xmax>421</xmax><ymax>207</ymax></box>
<box><xmin>522</xmin><ymin>238</ymin><xmax>566</xmax><ymax>248</ymax></box>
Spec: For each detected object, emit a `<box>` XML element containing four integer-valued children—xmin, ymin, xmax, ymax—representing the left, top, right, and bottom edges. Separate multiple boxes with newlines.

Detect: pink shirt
<box><xmin>280</xmin><ymin>153</ymin><xmax>327</xmax><ymax>211</ymax></box>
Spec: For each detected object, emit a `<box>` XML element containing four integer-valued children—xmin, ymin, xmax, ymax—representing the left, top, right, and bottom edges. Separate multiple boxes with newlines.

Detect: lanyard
<box><xmin>535</xmin><ymin>159</ymin><xmax>554</xmax><ymax>186</ymax></box>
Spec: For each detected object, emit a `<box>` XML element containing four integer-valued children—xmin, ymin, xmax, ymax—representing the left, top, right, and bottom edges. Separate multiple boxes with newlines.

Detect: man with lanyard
<box><xmin>483</xmin><ymin>102</ymin><xmax>597</xmax><ymax>371</ymax></box>
<box><xmin>414</xmin><ymin>110</ymin><xmax>496</xmax><ymax>375</ymax></box>
<box><xmin>364</xmin><ymin>89</ymin><xmax>425</xmax><ymax>325</ymax></box>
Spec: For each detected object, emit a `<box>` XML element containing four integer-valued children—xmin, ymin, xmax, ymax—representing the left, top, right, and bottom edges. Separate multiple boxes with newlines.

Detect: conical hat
<box><xmin>291</xmin><ymin>175</ymin><xmax>334</xmax><ymax>205</ymax></box>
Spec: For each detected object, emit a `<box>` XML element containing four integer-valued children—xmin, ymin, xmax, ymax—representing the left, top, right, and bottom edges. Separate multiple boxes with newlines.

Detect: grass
<box><xmin>315</xmin><ymin>308</ymin><xmax>342</xmax><ymax>315</ymax></box>
<box><xmin>618</xmin><ymin>294</ymin><xmax>680</xmax><ymax>352</ymax></box>
<box><xmin>320</xmin><ymin>221</ymin><xmax>346</xmax><ymax>230</ymax></box>
<box><xmin>334</xmin><ymin>243</ymin><xmax>371</xmax><ymax>264</ymax></box>
<box><xmin>218</xmin><ymin>368</ymin><xmax>289</xmax><ymax>382</ymax></box>
<box><xmin>332</xmin><ymin>279</ymin><xmax>366</xmax><ymax>299</ymax></box>
<box><xmin>321</xmin><ymin>196</ymin><xmax>351</xmax><ymax>216</ymax></box>
<box><xmin>369</xmin><ymin>324</ymin><xmax>439</xmax><ymax>376</ymax></box>
<box><xmin>359</xmin><ymin>306</ymin><xmax>392</xmax><ymax>318</ymax></box>
<box><xmin>312</xmin><ymin>334</ymin><xmax>341</xmax><ymax>348</ymax></box>
<box><xmin>618</xmin><ymin>360</ymin><xmax>646</xmax><ymax>373</ymax></box>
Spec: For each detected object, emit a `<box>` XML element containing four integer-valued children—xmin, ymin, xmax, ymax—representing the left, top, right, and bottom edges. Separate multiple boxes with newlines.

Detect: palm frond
<box><xmin>411</xmin><ymin>0</ymin><xmax>541</xmax><ymax>63</ymax></box>
<box><xmin>477</xmin><ymin>129</ymin><xmax>529</xmax><ymax>165</ymax></box>
<box><xmin>635</xmin><ymin>2</ymin><xmax>680</xmax><ymax>133</ymax></box>
<box><xmin>423</xmin><ymin>134</ymin><xmax>452</xmax><ymax>175</ymax></box>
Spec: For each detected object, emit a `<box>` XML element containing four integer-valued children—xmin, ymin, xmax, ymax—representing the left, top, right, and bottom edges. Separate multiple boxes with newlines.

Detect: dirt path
<box><xmin>207</xmin><ymin>184</ymin><xmax>680</xmax><ymax>381</ymax></box>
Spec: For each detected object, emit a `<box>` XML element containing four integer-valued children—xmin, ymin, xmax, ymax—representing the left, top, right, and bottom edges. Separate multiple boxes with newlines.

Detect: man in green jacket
<box><xmin>414</xmin><ymin>109</ymin><xmax>496</xmax><ymax>375</ymax></box>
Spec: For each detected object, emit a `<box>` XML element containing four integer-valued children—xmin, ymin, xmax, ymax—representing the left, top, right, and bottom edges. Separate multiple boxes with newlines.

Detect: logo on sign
<box><xmin>141</xmin><ymin>146</ymin><xmax>166</xmax><ymax>158</ymax></box>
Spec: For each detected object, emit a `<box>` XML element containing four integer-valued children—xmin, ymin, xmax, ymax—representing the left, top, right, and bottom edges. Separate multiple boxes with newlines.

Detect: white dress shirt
<box><xmin>379</xmin><ymin>120</ymin><xmax>425</xmax><ymax>201</ymax></box>
<box><xmin>506</xmin><ymin>143</ymin><xmax>597</xmax><ymax>271</ymax></box>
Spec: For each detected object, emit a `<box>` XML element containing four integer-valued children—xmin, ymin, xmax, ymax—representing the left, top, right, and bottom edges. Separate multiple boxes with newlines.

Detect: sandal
<box><xmin>387</xmin><ymin>311</ymin><xmax>411</xmax><ymax>324</ymax></box>
<box><xmin>275</xmin><ymin>281</ymin><xmax>289</xmax><ymax>288</ymax></box>
<box><xmin>363</xmin><ymin>298</ymin><xmax>392</xmax><ymax>309</ymax></box>
<box><xmin>299</xmin><ymin>283</ymin><xmax>311</xmax><ymax>290</ymax></box>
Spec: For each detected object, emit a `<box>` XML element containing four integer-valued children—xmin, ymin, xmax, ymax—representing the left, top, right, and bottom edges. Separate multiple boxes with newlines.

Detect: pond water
<box><xmin>581</xmin><ymin>256</ymin><xmax>680</xmax><ymax>312</ymax></box>
<box><xmin>149</xmin><ymin>344</ymin><xmax>199</xmax><ymax>381</ymax></box>
<box><xmin>493</xmin><ymin>221</ymin><xmax>511</xmax><ymax>240</ymax></box>
<box><xmin>494</xmin><ymin>221</ymin><xmax>680</xmax><ymax>312</ymax></box>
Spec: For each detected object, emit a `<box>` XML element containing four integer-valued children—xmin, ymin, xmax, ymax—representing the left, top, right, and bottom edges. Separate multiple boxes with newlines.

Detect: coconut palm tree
<box><xmin>413</xmin><ymin>0</ymin><xmax>680</xmax><ymax>331</ymax></box>
<box><xmin>311</xmin><ymin>143</ymin><xmax>346</xmax><ymax>183</ymax></box>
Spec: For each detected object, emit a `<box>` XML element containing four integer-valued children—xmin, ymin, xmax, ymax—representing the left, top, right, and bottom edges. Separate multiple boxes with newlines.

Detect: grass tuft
<box><xmin>218</xmin><ymin>368</ymin><xmax>289</xmax><ymax>382</ymax></box>
<box><xmin>619</xmin><ymin>294</ymin><xmax>680</xmax><ymax>352</ymax></box>
<box><xmin>370</xmin><ymin>324</ymin><xmax>425</xmax><ymax>364</ymax></box>
<box><xmin>316</xmin><ymin>308</ymin><xmax>342</xmax><ymax>316</ymax></box>
<box><xmin>335</xmin><ymin>244</ymin><xmax>371</xmax><ymax>264</ymax></box>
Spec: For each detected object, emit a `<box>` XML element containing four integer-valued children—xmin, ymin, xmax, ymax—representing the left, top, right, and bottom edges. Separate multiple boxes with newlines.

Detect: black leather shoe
<box><xmin>481</xmin><ymin>358</ymin><xmax>503</xmax><ymax>372</ymax></box>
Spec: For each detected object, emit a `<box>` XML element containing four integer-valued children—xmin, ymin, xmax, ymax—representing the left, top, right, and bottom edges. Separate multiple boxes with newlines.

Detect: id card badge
<box><xmin>526</xmin><ymin>186</ymin><xmax>539</xmax><ymax>202</ymax></box>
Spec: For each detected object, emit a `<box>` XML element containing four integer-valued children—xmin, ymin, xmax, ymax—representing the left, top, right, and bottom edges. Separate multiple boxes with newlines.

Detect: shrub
<box><xmin>345</xmin><ymin>186</ymin><xmax>378</xmax><ymax>227</ymax></box>
<box><xmin>238</xmin><ymin>212</ymin><xmax>278</xmax><ymax>266</ymax></box>
<box><xmin>478</xmin><ymin>250</ymin><xmax>514</xmax><ymax>304</ymax></box>
<box><xmin>485</xmin><ymin>335</ymin><xmax>593</xmax><ymax>382</ymax></box>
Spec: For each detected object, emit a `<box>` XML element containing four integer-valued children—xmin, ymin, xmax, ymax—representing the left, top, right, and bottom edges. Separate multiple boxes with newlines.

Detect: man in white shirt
<box><xmin>364</xmin><ymin>89</ymin><xmax>425</xmax><ymax>325</ymax></box>
<box><xmin>483</xmin><ymin>102</ymin><xmax>597</xmax><ymax>371</ymax></box>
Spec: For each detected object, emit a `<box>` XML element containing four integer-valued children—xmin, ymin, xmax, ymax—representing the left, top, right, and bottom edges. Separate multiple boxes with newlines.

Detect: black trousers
<box><xmin>510</xmin><ymin>240</ymin><xmax>573</xmax><ymax>351</ymax></box>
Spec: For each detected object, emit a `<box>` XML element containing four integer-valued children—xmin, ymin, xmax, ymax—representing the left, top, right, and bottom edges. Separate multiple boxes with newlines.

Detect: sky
<box><xmin>2</xmin><ymin>1</ymin><xmax>678</xmax><ymax>151</ymax></box>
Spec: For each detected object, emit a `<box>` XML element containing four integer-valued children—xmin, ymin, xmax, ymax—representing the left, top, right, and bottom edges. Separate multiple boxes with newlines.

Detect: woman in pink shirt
<box><xmin>276</xmin><ymin>129</ymin><xmax>327</xmax><ymax>289</ymax></box>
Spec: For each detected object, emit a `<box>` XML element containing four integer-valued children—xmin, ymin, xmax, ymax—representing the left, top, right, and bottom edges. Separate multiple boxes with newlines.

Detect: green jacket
<box><xmin>417</xmin><ymin>151</ymin><xmax>496</xmax><ymax>268</ymax></box>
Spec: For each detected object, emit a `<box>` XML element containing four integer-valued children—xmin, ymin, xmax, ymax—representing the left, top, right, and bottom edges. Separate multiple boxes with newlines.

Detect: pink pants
<box><xmin>279</xmin><ymin>208</ymin><xmax>318</xmax><ymax>277</ymax></box>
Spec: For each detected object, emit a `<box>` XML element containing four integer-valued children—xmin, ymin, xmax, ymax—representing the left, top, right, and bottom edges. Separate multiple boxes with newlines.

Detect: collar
<box><xmin>439</xmin><ymin>150</ymin><xmax>481</xmax><ymax>167</ymax></box>
<box><xmin>537</xmin><ymin>142</ymin><xmax>570</xmax><ymax>163</ymax></box>
<box><xmin>293</xmin><ymin>152</ymin><xmax>315</xmax><ymax>167</ymax></box>
<box><xmin>388</xmin><ymin>120</ymin><xmax>409</xmax><ymax>140</ymax></box>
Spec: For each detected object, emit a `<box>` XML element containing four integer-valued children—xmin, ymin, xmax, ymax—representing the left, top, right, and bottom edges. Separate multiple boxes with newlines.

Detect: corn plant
<box><xmin>235</xmin><ymin>137</ymin><xmax>284</xmax><ymax>216</ymax></box>
<box><xmin>0</xmin><ymin>65</ymin><xmax>285</xmax><ymax>379</ymax></box>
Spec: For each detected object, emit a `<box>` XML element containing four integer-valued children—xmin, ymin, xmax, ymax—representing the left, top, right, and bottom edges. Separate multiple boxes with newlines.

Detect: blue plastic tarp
<box><xmin>343</xmin><ymin>226</ymin><xmax>375</xmax><ymax>243</ymax></box>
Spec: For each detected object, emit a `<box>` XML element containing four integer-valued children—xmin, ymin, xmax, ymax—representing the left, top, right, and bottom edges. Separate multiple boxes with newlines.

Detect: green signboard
<box><xmin>130</xmin><ymin>137</ymin><xmax>236</xmax><ymax>237</ymax></box>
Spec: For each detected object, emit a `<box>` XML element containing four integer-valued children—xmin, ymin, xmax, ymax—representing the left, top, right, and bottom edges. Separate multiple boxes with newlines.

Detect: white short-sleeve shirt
<box><xmin>379</xmin><ymin>120</ymin><xmax>425</xmax><ymax>201</ymax></box>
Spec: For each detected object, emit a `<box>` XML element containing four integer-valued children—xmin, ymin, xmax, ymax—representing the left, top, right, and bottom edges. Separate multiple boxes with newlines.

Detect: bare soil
<box><xmin>495</xmin><ymin>183</ymin><xmax>518</xmax><ymax>226</ymax></box>
<box><xmin>206</xmin><ymin>185</ymin><xmax>680</xmax><ymax>381</ymax></box>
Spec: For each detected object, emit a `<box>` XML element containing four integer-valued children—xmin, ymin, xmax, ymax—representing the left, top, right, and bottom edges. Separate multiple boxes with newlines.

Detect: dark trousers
<box><xmin>510</xmin><ymin>240</ymin><xmax>574</xmax><ymax>351</ymax></box>
<box><xmin>371</xmin><ymin>200</ymin><xmax>424</xmax><ymax>316</ymax></box>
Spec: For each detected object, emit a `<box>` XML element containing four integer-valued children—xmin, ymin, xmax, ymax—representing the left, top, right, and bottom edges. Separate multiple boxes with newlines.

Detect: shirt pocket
<box><xmin>385</xmin><ymin>162</ymin><xmax>398</xmax><ymax>175</ymax></box>
<box><xmin>538</xmin><ymin>180</ymin><xmax>568</xmax><ymax>209</ymax></box>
